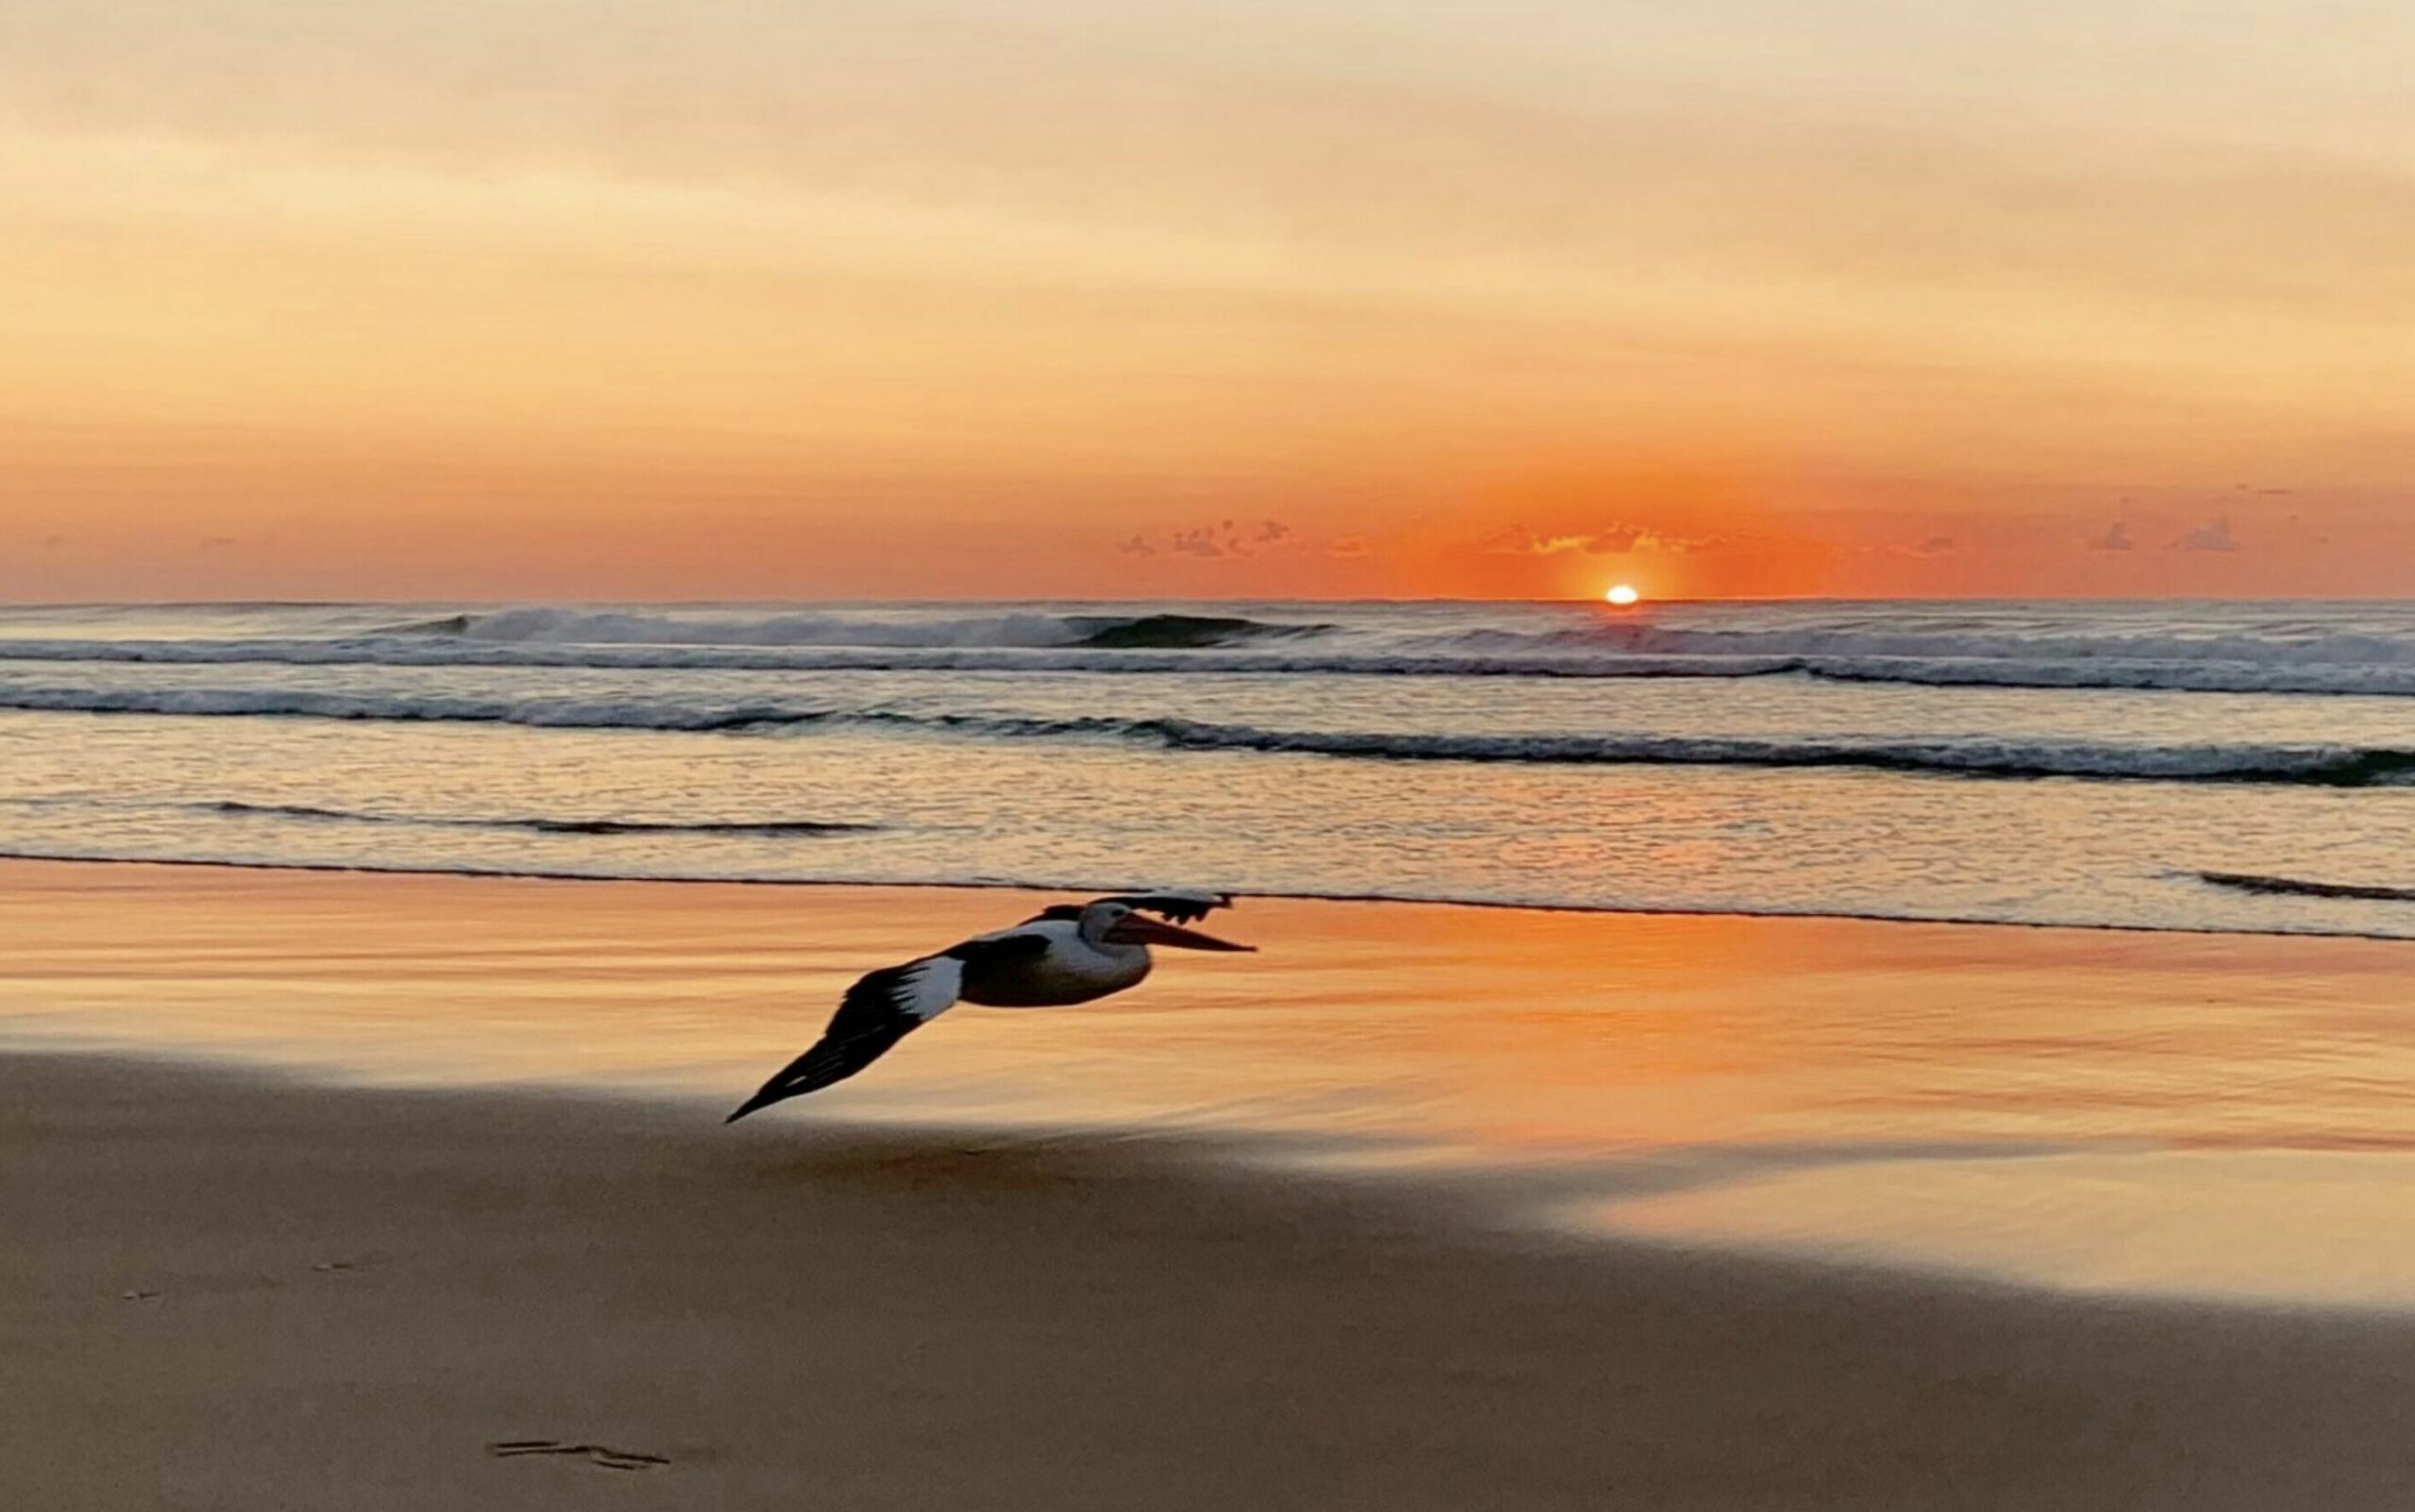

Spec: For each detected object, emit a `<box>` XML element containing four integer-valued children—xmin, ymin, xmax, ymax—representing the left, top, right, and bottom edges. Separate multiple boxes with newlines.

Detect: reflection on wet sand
<box><xmin>7</xmin><ymin>858</ymin><xmax>2415</xmax><ymax>1304</ymax></box>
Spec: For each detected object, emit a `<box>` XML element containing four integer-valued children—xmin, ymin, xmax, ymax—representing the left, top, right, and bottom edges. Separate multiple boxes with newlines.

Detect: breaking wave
<box><xmin>1072</xmin><ymin>612</ymin><xmax>1332</xmax><ymax>649</ymax></box>
<box><xmin>408</xmin><ymin>606</ymin><xmax>1332</xmax><ymax>651</ymax></box>
<box><xmin>9</xmin><ymin>632</ymin><xmax>2415</xmax><ymax>695</ymax></box>
<box><xmin>0</xmin><ymin>685</ymin><xmax>813</xmax><ymax>731</ymax></box>
<box><xmin>1107</xmin><ymin>723</ymin><xmax>2415</xmax><ymax>785</ymax></box>
<box><xmin>12</xmin><ymin>682</ymin><xmax>2415</xmax><ymax>786</ymax></box>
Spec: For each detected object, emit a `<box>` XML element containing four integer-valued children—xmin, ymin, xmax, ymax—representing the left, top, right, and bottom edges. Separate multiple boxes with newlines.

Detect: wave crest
<box><xmin>12</xmin><ymin>684</ymin><xmax>2415</xmax><ymax>786</ymax></box>
<box><xmin>1072</xmin><ymin>612</ymin><xmax>1330</xmax><ymax>649</ymax></box>
<box><xmin>2195</xmin><ymin>871</ymin><xmax>2415</xmax><ymax>903</ymax></box>
<box><xmin>198</xmin><ymin>801</ymin><xmax>880</xmax><ymax>838</ymax></box>
<box><xmin>434</xmin><ymin>606</ymin><xmax>1330</xmax><ymax>651</ymax></box>
<box><xmin>9</xmin><ymin>637</ymin><xmax>2415</xmax><ymax>695</ymax></box>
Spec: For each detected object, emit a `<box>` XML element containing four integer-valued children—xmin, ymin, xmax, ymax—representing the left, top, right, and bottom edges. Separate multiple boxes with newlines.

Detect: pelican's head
<box><xmin>1081</xmin><ymin>900</ymin><xmax>1254</xmax><ymax>953</ymax></box>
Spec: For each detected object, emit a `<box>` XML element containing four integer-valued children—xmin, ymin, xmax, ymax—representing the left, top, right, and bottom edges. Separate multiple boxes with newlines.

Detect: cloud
<box><xmin>1474</xmin><ymin>524</ymin><xmax>1559</xmax><ymax>556</ymax></box>
<box><xmin>39</xmin><ymin>534</ymin><xmax>69</xmax><ymax>551</ymax></box>
<box><xmin>1123</xmin><ymin>518</ymin><xmax>1299</xmax><ymax>560</ymax></box>
<box><xmin>1473</xmin><ymin>521</ymin><xmax>1724</xmax><ymax>557</ymax></box>
<box><xmin>1578</xmin><ymin>524</ymin><xmax>1650</xmax><ymax>554</ymax></box>
<box><xmin>2088</xmin><ymin>521</ymin><xmax>2135</xmax><ymax>551</ymax></box>
<box><xmin>1905</xmin><ymin>535</ymin><xmax>1957</xmax><ymax>557</ymax></box>
<box><xmin>2174</xmin><ymin>517</ymin><xmax>2243</xmax><ymax>553</ymax></box>
<box><xmin>1325</xmin><ymin>534</ymin><xmax>1370</xmax><ymax>558</ymax></box>
<box><xmin>197</xmin><ymin>535</ymin><xmax>240</xmax><ymax>552</ymax></box>
<box><xmin>1638</xmin><ymin>528</ymin><xmax>1724</xmax><ymax>556</ymax></box>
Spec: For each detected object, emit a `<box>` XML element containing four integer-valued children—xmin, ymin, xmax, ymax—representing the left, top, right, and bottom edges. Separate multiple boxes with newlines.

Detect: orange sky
<box><xmin>4</xmin><ymin>0</ymin><xmax>2411</xmax><ymax>600</ymax></box>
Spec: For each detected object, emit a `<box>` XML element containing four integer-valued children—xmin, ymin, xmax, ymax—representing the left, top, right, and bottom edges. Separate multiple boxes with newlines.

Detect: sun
<box><xmin>1604</xmin><ymin>583</ymin><xmax>1641</xmax><ymax>606</ymax></box>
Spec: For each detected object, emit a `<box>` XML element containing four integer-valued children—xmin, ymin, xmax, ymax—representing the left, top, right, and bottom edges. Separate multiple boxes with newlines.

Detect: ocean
<box><xmin>5</xmin><ymin>597</ymin><xmax>2415</xmax><ymax>939</ymax></box>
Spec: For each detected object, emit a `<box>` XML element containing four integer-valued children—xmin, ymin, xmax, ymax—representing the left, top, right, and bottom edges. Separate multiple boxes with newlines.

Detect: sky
<box><xmin>3</xmin><ymin>0</ymin><xmax>2411</xmax><ymax>600</ymax></box>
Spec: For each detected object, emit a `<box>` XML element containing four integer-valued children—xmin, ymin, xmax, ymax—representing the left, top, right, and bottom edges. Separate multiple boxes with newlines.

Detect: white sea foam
<box><xmin>10</xmin><ymin>599</ymin><xmax>2415</xmax><ymax>693</ymax></box>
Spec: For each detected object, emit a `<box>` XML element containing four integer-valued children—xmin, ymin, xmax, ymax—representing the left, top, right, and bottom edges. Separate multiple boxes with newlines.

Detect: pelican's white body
<box><xmin>958</xmin><ymin>920</ymin><xmax>1153</xmax><ymax>1007</ymax></box>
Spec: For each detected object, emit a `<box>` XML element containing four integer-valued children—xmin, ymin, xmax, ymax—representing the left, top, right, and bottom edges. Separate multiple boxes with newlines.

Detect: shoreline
<box><xmin>2</xmin><ymin>849</ymin><xmax>2411</xmax><ymax>943</ymax></box>
<box><xmin>11</xmin><ymin>1051</ymin><xmax>2415</xmax><ymax>1509</ymax></box>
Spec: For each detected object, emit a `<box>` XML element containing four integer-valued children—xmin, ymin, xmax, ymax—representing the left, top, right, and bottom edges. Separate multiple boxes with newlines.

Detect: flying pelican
<box><xmin>726</xmin><ymin>889</ymin><xmax>1252</xmax><ymax>1122</ymax></box>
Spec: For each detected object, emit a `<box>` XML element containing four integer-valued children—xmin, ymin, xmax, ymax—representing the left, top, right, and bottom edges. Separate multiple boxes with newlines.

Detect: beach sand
<box><xmin>7</xmin><ymin>862</ymin><xmax>2415</xmax><ymax>1507</ymax></box>
<box><xmin>12</xmin><ymin>1056</ymin><xmax>2415</xmax><ymax>1510</ymax></box>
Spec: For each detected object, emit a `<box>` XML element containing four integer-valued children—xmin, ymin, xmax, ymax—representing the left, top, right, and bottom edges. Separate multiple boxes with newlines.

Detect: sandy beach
<box><xmin>8</xmin><ymin>862</ymin><xmax>2415</xmax><ymax>1507</ymax></box>
<box><xmin>11</xmin><ymin>1053</ymin><xmax>2415</xmax><ymax>1510</ymax></box>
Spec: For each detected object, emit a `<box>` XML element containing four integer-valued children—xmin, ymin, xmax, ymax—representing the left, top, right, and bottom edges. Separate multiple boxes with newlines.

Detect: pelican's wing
<box><xmin>1098</xmin><ymin>889</ymin><xmax>1236</xmax><ymax>925</ymax></box>
<box><xmin>725</xmin><ymin>954</ymin><xmax>967</xmax><ymax>1122</ymax></box>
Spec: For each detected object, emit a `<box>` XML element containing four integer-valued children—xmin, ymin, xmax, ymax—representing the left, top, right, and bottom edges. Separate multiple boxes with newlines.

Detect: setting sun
<box><xmin>1606</xmin><ymin>584</ymin><xmax>1641</xmax><ymax>606</ymax></box>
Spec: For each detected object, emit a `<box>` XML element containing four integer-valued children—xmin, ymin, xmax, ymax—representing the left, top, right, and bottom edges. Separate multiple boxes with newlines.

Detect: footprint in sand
<box><xmin>308</xmin><ymin>1254</ymin><xmax>385</xmax><ymax>1274</ymax></box>
<box><xmin>487</xmin><ymin>1440</ymin><xmax>672</xmax><ymax>1471</ymax></box>
<box><xmin>116</xmin><ymin>1252</ymin><xmax>388</xmax><ymax>1303</ymax></box>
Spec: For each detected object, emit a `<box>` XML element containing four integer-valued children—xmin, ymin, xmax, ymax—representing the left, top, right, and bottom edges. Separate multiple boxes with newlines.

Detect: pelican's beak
<box><xmin>1108</xmin><ymin>914</ymin><xmax>1256</xmax><ymax>952</ymax></box>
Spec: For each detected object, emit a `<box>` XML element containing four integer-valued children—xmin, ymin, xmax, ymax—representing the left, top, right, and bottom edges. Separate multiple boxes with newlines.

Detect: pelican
<box><xmin>726</xmin><ymin>889</ymin><xmax>1252</xmax><ymax>1122</ymax></box>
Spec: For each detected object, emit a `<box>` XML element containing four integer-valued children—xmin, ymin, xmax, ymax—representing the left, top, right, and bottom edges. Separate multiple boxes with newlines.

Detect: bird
<box><xmin>725</xmin><ymin>889</ymin><xmax>1253</xmax><ymax>1122</ymax></box>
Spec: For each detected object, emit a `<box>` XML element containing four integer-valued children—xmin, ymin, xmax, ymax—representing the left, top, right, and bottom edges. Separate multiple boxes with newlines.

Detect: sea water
<box><xmin>4</xmin><ymin>597</ymin><xmax>2414</xmax><ymax>938</ymax></box>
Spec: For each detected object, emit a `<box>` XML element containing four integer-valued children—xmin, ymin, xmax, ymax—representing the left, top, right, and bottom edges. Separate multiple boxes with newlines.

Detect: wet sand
<box><xmin>8</xmin><ymin>862</ymin><xmax>2415</xmax><ymax>1507</ymax></box>
<box><xmin>8</xmin><ymin>1054</ymin><xmax>2415</xmax><ymax>1509</ymax></box>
